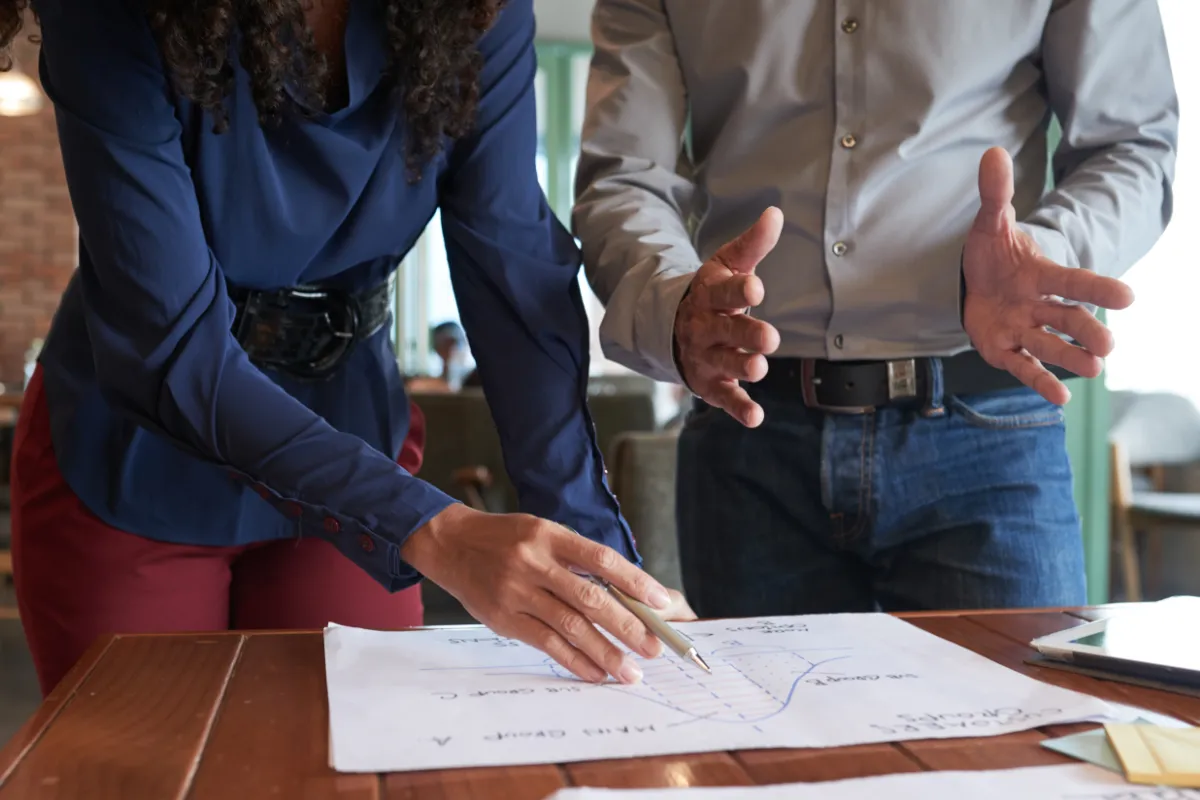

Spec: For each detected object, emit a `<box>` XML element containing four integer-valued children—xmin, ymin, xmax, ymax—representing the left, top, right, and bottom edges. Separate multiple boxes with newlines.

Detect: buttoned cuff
<box><xmin>671</xmin><ymin>282</ymin><xmax>697</xmax><ymax>394</ymax></box>
<box><xmin>229</xmin><ymin>466</ymin><xmax>459</xmax><ymax>593</ymax></box>
<box><xmin>599</xmin><ymin>270</ymin><xmax>695</xmax><ymax>385</ymax></box>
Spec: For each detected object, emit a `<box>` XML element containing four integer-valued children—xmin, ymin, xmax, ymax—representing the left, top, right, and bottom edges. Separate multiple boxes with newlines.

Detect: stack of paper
<box><xmin>1107</xmin><ymin>723</ymin><xmax>1200</xmax><ymax>787</ymax></box>
<box><xmin>545</xmin><ymin>764</ymin><xmax>1200</xmax><ymax>799</ymax></box>
<box><xmin>1041</xmin><ymin>706</ymin><xmax>1188</xmax><ymax>772</ymax></box>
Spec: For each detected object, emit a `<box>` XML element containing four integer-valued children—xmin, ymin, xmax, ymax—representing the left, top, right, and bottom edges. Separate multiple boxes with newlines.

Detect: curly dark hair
<box><xmin>0</xmin><ymin>0</ymin><xmax>30</xmax><ymax>71</ymax></box>
<box><xmin>2</xmin><ymin>0</ymin><xmax>504</xmax><ymax>179</ymax></box>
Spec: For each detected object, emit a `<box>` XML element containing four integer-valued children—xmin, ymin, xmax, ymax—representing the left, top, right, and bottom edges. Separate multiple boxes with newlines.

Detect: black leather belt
<box><xmin>230</xmin><ymin>279</ymin><xmax>391</xmax><ymax>381</ymax></box>
<box><xmin>756</xmin><ymin>351</ymin><xmax>1075</xmax><ymax>414</ymax></box>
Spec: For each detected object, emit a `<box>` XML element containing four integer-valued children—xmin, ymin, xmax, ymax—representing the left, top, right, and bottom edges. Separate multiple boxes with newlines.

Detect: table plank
<box><xmin>0</xmin><ymin>637</ymin><xmax>114</xmax><ymax>784</ymax></box>
<box><xmin>1067</xmin><ymin>605</ymin><xmax>1134</xmax><ymax>622</ymax></box>
<box><xmin>734</xmin><ymin>744</ymin><xmax>920</xmax><ymax>784</ymax></box>
<box><xmin>565</xmin><ymin>752</ymin><xmax>751</xmax><ymax>789</ymax></box>
<box><xmin>0</xmin><ymin>634</ymin><xmax>242</xmax><ymax>800</ymax></box>
<box><xmin>908</xmin><ymin>615</ymin><xmax>1147</xmax><ymax>708</ymax></box>
<box><xmin>899</xmin><ymin>731</ymin><xmax>1072</xmax><ymax>771</ymax></box>
<box><xmin>964</xmin><ymin>611</ymin><xmax>1088</xmax><ymax>644</ymax></box>
<box><xmin>966</xmin><ymin>613</ymin><xmax>1200</xmax><ymax>726</ymax></box>
<box><xmin>383</xmin><ymin>766</ymin><xmax>565</xmax><ymax>800</ymax></box>
<box><xmin>188</xmin><ymin>633</ymin><xmax>378</xmax><ymax>800</ymax></box>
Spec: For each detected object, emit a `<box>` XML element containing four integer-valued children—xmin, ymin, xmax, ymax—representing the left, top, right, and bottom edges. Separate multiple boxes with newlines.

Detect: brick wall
<box><xmin>0</xmin><ymin>21</ymin><xmax>75</xmax><ymax>388</ymax></box>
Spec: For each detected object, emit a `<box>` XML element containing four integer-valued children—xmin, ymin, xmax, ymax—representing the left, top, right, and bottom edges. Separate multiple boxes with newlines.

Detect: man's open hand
<box><xmin>963</xmin><ymin>147</ymin><xmax>1135</xmax><ymax>404</ymax></box>
<box><xmin>674</xmin><ymin>208</ymin><xmax>784</xmax><ymax>427</ymax></box>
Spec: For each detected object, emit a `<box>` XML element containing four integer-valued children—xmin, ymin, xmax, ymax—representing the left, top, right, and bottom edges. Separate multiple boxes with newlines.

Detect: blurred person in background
<box><xmin>407</xmin><ymin>320</ymin><xmax>469</xmax><ymax>392</ymax></box>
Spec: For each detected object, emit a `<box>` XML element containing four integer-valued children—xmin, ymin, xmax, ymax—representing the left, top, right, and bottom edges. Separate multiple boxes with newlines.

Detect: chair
<box><xmin>0</xmin><ymin>483</ymin><xmax>13</xmax><ymax>619</ymax></box>
<box><xmin>412</xmin><ymin>389</ymin><xmax>659</xmax><ymax>515</ymax></box>
<box><xmin>409</xmin><ymin>389</ymin><xmax>660</xmax><ymax>624</ymax></box>
<box><xmin>587</xmin><ymin>373</ymin><xmax>657</xmax><ymax>398</ymax></box>
<box><xmin>1108</xmin><ymin>390</ymin><xmax>1200</xmax><ymax>601</ymax></box>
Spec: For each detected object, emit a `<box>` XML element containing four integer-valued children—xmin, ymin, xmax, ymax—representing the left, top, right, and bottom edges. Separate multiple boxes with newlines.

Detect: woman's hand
<box><xmin>400</xmin><ymin>504</ymin><xmax>672</xmax><ymax>685</ymax></box>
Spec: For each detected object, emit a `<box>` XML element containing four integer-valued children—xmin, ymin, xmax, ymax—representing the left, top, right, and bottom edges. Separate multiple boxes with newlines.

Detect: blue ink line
<box><xmin>601</xmin><ymin>654</ymin><xmax>853</xmax><ymax>725</ymax></box>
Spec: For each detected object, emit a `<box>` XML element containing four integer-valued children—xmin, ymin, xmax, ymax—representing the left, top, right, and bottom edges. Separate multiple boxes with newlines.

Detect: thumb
<box><xmin>972</xmin><ymin>147</ymin><xmax>1016</xmax><ymax>236</ymax></box>
<box><xmin>709</xmin><ymin>207</ymin><xmax>784</xmax><ymax>276</ymax></box>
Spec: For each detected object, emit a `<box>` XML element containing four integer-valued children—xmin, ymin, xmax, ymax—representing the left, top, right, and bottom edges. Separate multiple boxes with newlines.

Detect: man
<box><xmin>406</xmin><ymin>321</ymin><xmax>468</xmax><ymax>392</ymax></box>
<box><xmin>574</xmin><ymin>1</ymin><xmax>1177</xmax><ymax>614</ymax></box>
<box><xmin>431</xmin><ymin>321</ymin><xmax>468</xmax><ymax>388</ymax></box>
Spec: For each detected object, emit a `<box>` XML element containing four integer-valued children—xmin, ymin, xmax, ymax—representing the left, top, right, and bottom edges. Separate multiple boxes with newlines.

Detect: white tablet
<box><xmin>1030</xmin><ymin>596</ymin><xmax>1200</xmax><ymax>688</ymax></box>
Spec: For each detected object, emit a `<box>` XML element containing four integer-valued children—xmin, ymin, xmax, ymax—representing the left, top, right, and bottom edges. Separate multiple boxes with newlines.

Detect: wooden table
<box><xmin>2</xmin><ymin>606</ymin><xmax>1198</xmax><ymax>799</ymax></box>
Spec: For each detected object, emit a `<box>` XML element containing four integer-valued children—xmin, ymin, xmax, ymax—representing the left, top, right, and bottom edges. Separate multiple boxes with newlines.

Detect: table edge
<box><xmin>0</xmin><ymin>636</ymin><xmax>115</xmax><ymax>783</ymax></box>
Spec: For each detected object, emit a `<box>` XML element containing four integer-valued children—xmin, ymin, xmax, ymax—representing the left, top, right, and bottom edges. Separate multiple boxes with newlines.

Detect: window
<box><xmin>1104</xmin><ymin>1</ymin><xmax>1196</xmax><ymax>404</ymax></box>
<box><xmin>393</xmin><ymin>43</ymin><xmax>627</xmax><ymax>377</ymax></box>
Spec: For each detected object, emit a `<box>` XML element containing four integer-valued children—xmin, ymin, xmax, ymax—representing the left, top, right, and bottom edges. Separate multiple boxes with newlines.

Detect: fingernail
<box><xmin>617</xmin><ymin>659</ymin><xmax>643</xmax><ymax>685</ymax></box>
<box><xmin>647</xmin><ymin>587</ymin><xmax>671</xmax><ymax>609</ymax></box>
<box><xmin>642</xmin><ymin>636</ymin><xmax>664</xmax><ymax>659</ymax></box>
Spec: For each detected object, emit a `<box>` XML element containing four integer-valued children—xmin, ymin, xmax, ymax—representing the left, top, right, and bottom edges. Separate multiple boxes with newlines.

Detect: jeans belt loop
<box><xmin>923</xmin><ymin>358</ymin><xmax>947</xmax><ymax>418</ymax></box>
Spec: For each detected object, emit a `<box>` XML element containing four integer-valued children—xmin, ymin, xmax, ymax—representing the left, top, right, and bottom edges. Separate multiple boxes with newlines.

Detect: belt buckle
<box><xmin>799</xmin><ymin>360</ymin><xmax>875</xmax><ymax>415</ymax></box>
<box><xmin>234</xmin><ymin>285</ymin><xmax>360</xmax><ymax>381</ymax></box>
<box><xmin>295</xmin><ymin>286</ymin><xmax>360</xmax><ymax>380</ymax></box>
<box><xmin>886</xmin><ymin>359</ymin><xmax>919</xmax><ymax>401</ymax></box>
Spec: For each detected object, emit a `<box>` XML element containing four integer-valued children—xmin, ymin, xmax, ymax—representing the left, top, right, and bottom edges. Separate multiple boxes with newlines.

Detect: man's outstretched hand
<box><xmin>963</xmin><ymin>147</ymin><xmax>1135</xmax><ymax>405</ymax></box>
<box><xmin>673</xmin><ymin>208</ymin><xmax>784</xmax><ymax>427</ymax></box>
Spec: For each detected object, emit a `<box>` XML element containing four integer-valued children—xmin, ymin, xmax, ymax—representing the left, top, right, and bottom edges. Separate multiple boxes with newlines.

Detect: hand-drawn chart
<box><xmin>585</xmin><ymin>640</ymin><xmax>853</xmax><ymax>728</ymax></box>
<box><xmin>427</xmin><ymin>630</ymin><xmax>856</xmax><ymax>729</ymax></box>
<box><xmin>325</xmin><ymin>613</ymin><xmax>1123</xmax><ymax>773</ymax></box>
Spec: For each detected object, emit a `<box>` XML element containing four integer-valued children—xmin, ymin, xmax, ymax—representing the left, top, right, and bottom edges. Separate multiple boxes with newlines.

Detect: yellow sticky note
<box><xmin>1105</xmin><ymin>723</ymin><xmax>1200</xmax><ymax>788</ymax></box>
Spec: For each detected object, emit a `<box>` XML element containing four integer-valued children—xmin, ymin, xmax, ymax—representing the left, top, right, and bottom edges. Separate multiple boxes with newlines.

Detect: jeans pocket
<box><xmin>948</xmin><ymin>387</ymin><xmax>1066</xmax><ymax>430</ymax></box>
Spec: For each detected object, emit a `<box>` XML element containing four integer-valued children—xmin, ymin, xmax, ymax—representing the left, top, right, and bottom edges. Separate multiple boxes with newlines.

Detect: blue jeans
<box><xmin>675</xmin><ymin>368</ymin><xmax>1086</xmax><ymax>615</ymax></box>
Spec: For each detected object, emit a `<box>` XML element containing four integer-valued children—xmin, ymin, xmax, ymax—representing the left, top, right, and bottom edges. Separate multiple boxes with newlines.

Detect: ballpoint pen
<box><xmin>590</xmin><ymin>576</ymin><xmax>711</xmax><ymax>674</ymax></box>
<box><xmin>561</xmin><ymin>526</ymin><xmax>711</xmax><ymax>673</ymax></box>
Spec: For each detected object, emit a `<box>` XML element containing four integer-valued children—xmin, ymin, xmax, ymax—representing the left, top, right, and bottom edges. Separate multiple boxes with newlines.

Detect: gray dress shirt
<box><xmin>573</xmin><ymin>0</ymin><xmax>1179</xmax><ymax>384</ymax></box>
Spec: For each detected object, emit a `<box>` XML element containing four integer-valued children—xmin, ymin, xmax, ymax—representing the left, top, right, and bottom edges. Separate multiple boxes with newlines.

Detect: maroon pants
<box><xmin>12</xmin><ymin>367</ymin><xmax>425</xmax><ymax>696</ymax></box>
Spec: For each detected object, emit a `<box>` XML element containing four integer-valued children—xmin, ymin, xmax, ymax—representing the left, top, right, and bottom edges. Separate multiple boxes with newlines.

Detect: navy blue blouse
<box><xmin>33</xmin><ymin>0</ymin><xmax>638</xmax><ymax>590</ymax></box>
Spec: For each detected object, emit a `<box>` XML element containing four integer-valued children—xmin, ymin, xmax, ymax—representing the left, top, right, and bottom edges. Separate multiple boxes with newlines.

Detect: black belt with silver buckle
<box><xmin>229</xmin><ymin>279</ymin><xmax>391</xmax><ymax>381</ymax></box>
<box><xmin>756</xmin><ymin>351</ymin><xmax>1076</xmax><ymax>414</ymax></box>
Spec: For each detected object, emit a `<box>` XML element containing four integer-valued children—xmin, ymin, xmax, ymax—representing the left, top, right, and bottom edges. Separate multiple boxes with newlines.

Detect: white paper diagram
<box><xmin>325</xmin><ymin>613</ymin><xmax>1121</xmax><ymax>773</ymax></box>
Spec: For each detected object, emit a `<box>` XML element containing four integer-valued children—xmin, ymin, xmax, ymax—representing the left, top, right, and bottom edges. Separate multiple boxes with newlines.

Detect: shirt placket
<box><xmin>822</xmin><ymin>4</ymin><xmax>862</xmax><ymax>358</ymax></box>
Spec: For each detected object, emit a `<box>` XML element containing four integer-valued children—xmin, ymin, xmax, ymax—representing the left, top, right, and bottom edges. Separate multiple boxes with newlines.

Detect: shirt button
<box><xmin>831</xmin><ymin>241</ymin><xmax>849</xmax><ymax>257</ymax></box>
<box><xmin>840</xmin><ymin>134</ymin><xmax>857</xmax><ymax>149</ymax></box>
<box><xmin>282</xmin><ymin>501</ymin><xmax>302</xmax><ymax>518</ymax></box>
<box><xmin>834</xmin><ymin>334</ymin><xmax>845</xmax><ymax>349</ymax></box>
<box><xmin>359</xmin><ymin>534</ymin><xmax>376</xmax><ymax>553</ymax></box>
<box><xmin>841</xmin><ymin>17</ymin><xmax>859</xmax><ymax>34</ymax></box>
<box><xmin>324</xmin><ymin>517</ymin><xmax>341</xmax><ymax>534</ymax></box>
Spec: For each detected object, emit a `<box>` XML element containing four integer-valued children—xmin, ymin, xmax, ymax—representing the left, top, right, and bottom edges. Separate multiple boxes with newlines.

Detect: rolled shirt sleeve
<box><xmin>1018</xmin><ymin>0</ymin><xmax>1178</xmax><ymax>277</ymax></box>
<box><xmin>572</xmin><ymin>0</ymin><xmax>700</xmax><ymax>385</ymax></box>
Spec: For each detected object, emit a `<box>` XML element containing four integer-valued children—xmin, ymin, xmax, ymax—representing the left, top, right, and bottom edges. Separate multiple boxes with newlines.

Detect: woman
<box><xmin>0</xmin><ymin>0</ymin><xmax>689</xmax><ymax>696</ymax></box>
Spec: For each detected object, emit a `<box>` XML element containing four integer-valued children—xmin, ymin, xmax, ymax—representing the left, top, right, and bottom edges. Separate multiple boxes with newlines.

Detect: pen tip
<box><xmin>692</xmin><ymin>653</ymin><xmax>712</xmax><ymax>673</ymax></box>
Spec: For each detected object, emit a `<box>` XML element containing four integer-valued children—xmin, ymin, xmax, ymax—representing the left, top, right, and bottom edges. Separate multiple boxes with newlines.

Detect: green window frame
<box><xmin>1048</xmin><ymin>117</ymin><xmax>1111</xmax><ymax>604</ymax></box>
<box><xmin>392</xmin><ymin>41</ymin><xmax>597</xmax><ymax>377</ymax></box>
